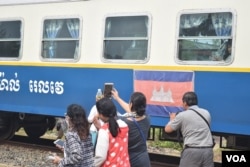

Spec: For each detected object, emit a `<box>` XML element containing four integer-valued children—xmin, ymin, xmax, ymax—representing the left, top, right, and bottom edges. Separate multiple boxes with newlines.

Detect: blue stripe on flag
<box><xmin>134</xmin><ymin>71</ymin><xmax>193</xmax><ymax>82</ymax></box>
<box><xmin>146</xmin><ymin>105</ymin><xmax>183</xmax><ymax>117</ymax></box>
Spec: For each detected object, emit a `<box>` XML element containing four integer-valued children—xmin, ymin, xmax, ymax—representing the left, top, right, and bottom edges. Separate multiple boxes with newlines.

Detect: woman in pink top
<box><xmin>93</xmin><ymin>97</ymin><xmax>130</xmax><ymax>167</ymax></box>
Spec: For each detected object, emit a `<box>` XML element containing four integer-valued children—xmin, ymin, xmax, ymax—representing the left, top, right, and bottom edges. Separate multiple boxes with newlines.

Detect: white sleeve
<box><xmin>88</xmin><ymin>105</ymin><xmax>97</xmax><ymax>123</ymax></box>
<box><xmin>94</xmin><ymin>129</ymin><xmax>109</xmax><ymax>167</ymax></box>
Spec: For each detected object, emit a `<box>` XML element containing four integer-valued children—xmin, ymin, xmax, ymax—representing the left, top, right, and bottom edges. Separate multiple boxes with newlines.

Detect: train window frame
<box><xmin>102</xmin><ymin>13</ymin><xmax>151</xmax><ymax>64</ymax></box>
<box><xmin>175</xmin><ymin>9</ymin><xmax>236</xmax><ymax>65</ymax></box>
<box><xmin>0</xmin><ymin>19</ymin><xmax>23</xmax><ymax>61</ymax></box>
<box><xmin>40</xmin><ymin>16</ymin><xmax>82</xmax><ymax>62</ymax></box>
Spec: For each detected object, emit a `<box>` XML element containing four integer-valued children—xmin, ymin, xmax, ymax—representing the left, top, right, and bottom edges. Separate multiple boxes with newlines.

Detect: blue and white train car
<box><xmin>0</xmin><ymin>0</ymin><xmax>249</xmax><ymax>149</ymax></box>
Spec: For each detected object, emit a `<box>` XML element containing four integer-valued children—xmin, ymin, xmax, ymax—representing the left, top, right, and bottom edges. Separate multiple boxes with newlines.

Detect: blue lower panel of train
<box><xmin>0</xmin><ymin>65</ymin><xmax>249</xmax><ymax>136</ymax></box>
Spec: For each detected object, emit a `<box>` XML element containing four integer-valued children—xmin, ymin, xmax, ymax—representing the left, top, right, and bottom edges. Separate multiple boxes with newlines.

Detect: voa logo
<box><xmin>222</xmin><ymin>151</ymin><xmax>249</xmax><ymax>167</ymax></box>
<box><xmin>226</xmin><ymin>155</ymin><xmax>246</xmax><ymax>162</ymax></box>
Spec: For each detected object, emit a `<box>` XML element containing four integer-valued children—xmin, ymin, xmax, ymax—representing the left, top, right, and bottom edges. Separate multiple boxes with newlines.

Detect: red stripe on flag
<box><xmin>134</xmin><ymin>80</ymin><xmax>193</xmax><ymax>106</ymax></box>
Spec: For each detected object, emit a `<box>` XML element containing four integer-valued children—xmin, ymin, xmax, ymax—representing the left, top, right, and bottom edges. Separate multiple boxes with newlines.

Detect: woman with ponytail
<box><xmin>93</xmin><ymin>97</ymin><xmax>130</xmax><ymax>167</ymax></box>
<box><xmin>112</xmin><ymin>90</ymin><xmax>151</xmax><ymax>167</ymax></box>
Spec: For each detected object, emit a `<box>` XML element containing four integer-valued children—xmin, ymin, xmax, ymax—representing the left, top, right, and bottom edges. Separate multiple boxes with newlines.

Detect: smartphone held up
<box><xmin>103</xmin><ymin>83</ymin><xmax>114</xmax><ymax>98</ymax></box>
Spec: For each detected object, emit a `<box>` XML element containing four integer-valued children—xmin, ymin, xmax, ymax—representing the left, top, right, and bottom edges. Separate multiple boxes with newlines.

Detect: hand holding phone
<box><xmin>103</xmin><ymin>83</ymin><xmax>114</xmax><ymax>98</ymax></box>
<box><xmin>54</xmin><ymin>139</ymin><xmax>64</xmax><ymax>148</ymax></box>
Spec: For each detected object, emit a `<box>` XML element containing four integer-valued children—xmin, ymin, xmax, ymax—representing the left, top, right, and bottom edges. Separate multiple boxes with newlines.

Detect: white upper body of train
<box><xmin>0</xmin><ymin>0</ymin><xmax>248</xmax><ymax>71</ymax></box>
<box><xmin>1</xmin><ymin>1</ymin><xmax>250</xmax><ymax>147</ymax></box>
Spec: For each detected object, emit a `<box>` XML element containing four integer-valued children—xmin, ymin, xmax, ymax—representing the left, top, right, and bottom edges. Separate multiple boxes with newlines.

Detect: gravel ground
<box><xmin>0</xmin><ymin>130</ymin><xmax>222</xmax><ymax>166</ymax></box>
<box><xmin>0</xmin><ymin>143</ymin><xmax>62</xmax><ymax>167</ymax></box>
<box><xmin>0</xmin><ymin>129</ymin><xmax>62</xmax><ymax>167</ymax></box>
<box><xmin>0</xmin><ymin>141</ymin><xmax>222</xmax><ymax>167</ymax></box>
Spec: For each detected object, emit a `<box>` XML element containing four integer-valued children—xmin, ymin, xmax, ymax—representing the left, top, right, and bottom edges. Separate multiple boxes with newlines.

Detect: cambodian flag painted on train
<box><xmin>134</xmin><ymin>70</ymin><xmax>194</xmax><ymax>117</ymax></box>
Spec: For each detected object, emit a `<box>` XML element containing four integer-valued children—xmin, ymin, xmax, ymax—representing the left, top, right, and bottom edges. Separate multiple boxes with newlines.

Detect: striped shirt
<box><xmin>58</xmin><ymin>131</ymin><xmax>94</xmax><ymax>167</ymax></box>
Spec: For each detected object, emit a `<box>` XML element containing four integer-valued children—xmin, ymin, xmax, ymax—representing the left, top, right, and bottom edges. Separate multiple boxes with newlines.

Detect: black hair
<box><xmin>130</xmin><ymin>92</ymin><xmax>147</xmax><ymax>116</ymax></box>
<box><xmin>96</xmin><ymin>97</ymin><xmax>120</xmax><ymax>137</ymax></box>
<box><xmin>66</xmin><ymin>104</ymin><xmax>90</xmax><ymax>140</ymax></box>
<box><xmin>223</xmin><ymin>39</ymin><xmax>232</xmax><ymax>60</ymax></box>
<box><xmin>182</xmin><ymin>91</ymin><xmax>198</xmax><ymax>106</ymax></box>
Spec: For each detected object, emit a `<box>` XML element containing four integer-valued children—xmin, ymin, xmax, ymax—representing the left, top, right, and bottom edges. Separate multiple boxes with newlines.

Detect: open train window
<box><xmin>41</xmin><ymin>18</ymin><xmax>81</xmax><ymax>61</ymax></box>
<box><xmin>0</xmin><ymin>20</ymin><xmax>22</xmax><ymax>60</ymax></box>
<box><xmin>176</xmin><ymin>10</ymin><xmax>235</xmax><ymax>65</ymax></box>
<box><xmin>103</xmin><ymin>14</ymin><xmax>151</xmax><ymax>63</ymax></box>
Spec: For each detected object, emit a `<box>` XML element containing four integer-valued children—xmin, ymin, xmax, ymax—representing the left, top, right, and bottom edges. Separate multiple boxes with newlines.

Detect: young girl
<box><xmin>52</xmin><ymin>104</ymin><xmax>94</xmax><ymax>167</ymax></box>
<box><xmin>93</xmin><ymin>98</ymin><xmax>130</xmax><ymax>167</ymax></box>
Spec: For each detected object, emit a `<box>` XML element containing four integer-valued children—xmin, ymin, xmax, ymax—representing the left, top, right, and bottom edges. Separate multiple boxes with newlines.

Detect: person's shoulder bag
<box><xmin>189</xmin><ymin>108</ymin><xmax>216</xmax><ymax>147</ymax></box>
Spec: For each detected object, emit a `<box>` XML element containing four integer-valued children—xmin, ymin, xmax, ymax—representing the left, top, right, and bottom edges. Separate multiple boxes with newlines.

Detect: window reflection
<box><xmin>0</xmin><ymin>20</ymin><xmax>22</xmax><ymax>58</ymax></box>
<box><xmin>103</xmin><ymin>15</ymin><xmax>149</xmax><ymax>62</ymax></box>
<box><xmin>178</xmin><ymin>12</ymin><xmax>233</xmax><ymax>63</ymax></box>
<box><xmin>41</xmin><ymin>18</ymin><xmax>80</xmax><ymax>60</ymax></box>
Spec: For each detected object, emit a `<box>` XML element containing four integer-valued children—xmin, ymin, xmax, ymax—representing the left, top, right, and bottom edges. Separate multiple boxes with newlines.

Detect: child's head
<box><xmin>96</xmin><ymin>97</ymin><xmax>117</xmax><ymax>120</ymax></box>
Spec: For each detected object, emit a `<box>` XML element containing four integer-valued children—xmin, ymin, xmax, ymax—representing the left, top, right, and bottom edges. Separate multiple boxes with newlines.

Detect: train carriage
<box><xmin>0</xmin><ymin>0</ymin><xmax>249</xmax><ymax>150</ymax></box>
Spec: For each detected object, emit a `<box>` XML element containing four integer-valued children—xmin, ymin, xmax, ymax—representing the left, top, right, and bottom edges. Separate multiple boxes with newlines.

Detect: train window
<box><xmin>41</xmin><ymin>18</ymin><xmax>81</xmax><ymax>60</ymax></box>
<box><xmin>0</xmin><ymin>20</ymin><xmax>22</xmax><ymax>59</ymax></box>
<box><xmin>176</xmin><ymin>11</ymin><xmax>234</xmax><ymax>65</ymax></box>
<box><xmin>103</xmin><ymin>15</ymin><xmax>150</xmax><ymax>63</ymax></box>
